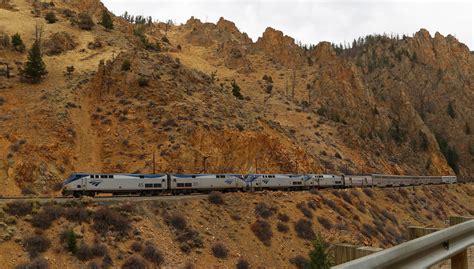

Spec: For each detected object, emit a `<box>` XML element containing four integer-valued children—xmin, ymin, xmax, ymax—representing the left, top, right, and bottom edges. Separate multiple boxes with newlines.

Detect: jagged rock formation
<box><xmin>0</xmin><ymin>0</ymin><xmax>472</xmax><ymax>195</ymax></box>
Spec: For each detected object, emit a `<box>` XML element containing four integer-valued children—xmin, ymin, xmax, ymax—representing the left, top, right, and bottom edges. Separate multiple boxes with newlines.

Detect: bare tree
<box><xmin>291</xmin><ymin>68</ymin><xmax>296</xmax><ymax>100</ymax></box>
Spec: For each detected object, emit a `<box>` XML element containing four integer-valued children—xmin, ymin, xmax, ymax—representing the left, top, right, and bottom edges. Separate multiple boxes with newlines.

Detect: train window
<box><xmin>77</xmin><ymin>185</ymin><xmax>81</xmax><ymax>188</ymax></box>
<box><xmin>162</xmin><ymin>179</ymin><xmax>165</xmax><ymax>182</ymax></box>
<box><xmin>101</xmin><ymin>175</ymin><xmax>107</xmax><ymax>178</ymax></box>
<box><xmin>140</xmin><ymin>175</ymin><xmax>144</xmax><ymax>179</ymax></box>
<box><xmin>192</xmin><ymin>175</ymin><xmax>196</xmax><ymax>178</ymax></box>
<box><xmin>185</xmin><ymin>183</ymin><xmax>192</xmax><ymax>187</ymax></box>
<box><xmin>108</xmin><ymin>175</ymin><xmax>113</xmax><ymax>178</ymax></box>
<box><xmin>292</xmin><ymin>182</ymin><xmax>302</xmax><ymax>185</ymax></box>
<box><xmin>145</xmin><ymin>184</ymin><xmax>153</xmax><ymax>188</ymax></box>
<box><xmin>177</xmin><ymin>183</ymin><xmax>184</xmax><ymax>187</ymax></box>
<box><xmin>154</xmin><ymin>184</ymin><xmax>161</xmax><ymax>188</ymax></box>
<box><xmin>335</xmin><ymin>181</ymin><xmax>342</xmax><ymax>184</ymax></box>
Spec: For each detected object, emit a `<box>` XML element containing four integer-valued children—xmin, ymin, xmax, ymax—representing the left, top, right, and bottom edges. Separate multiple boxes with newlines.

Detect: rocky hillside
<box><xmin>0</xmin><ymin>0</ymin><xmax>472</xmax><ymax>195</ymax></box>
<box><xmin>0</xmin><ymin>185</ymin><xmax>472</xmax><ymax>268</ymax></box>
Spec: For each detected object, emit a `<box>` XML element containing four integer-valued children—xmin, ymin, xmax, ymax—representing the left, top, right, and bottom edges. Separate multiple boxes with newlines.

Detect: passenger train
<box><xmin>61</xmin><ymin>173</ymin><xmax>457</xmax><ymax>197</ymax></box>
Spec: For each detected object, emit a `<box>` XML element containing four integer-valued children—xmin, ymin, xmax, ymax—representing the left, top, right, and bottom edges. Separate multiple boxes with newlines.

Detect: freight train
<box><xmin>61</xmin><ymin>173</ymin><xmax>457</xmax><ymax>197</ymax></box>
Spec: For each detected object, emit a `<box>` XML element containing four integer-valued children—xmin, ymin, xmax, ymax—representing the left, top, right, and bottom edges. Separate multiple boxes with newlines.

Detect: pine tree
<box><xmin>100</xmin><ymin>10</ymin><xmax>114</xmax><ymax>30</ymax></box>
<box><xmin>308</xmin><ymin>234</ymin><xmax>333</xmax><ymax>269</ymax></box>
<box><xmin>11</xmin><ymin>33</ymin><xmax>25</xmax><ymax>52</ymax></box>
<box><xmin>231</xmin><ymin>79</ymin><xmax>243</xmax><ymax>100</ymax></box>
<box><xmin>67</xmin><ymin>230</ymin><xmax>77</xmax><ymax>254</ymax></box>
<box><xmin>22</xmin><ymin>41</ymin><xmax>47</xmax><ymax>83</ymax></box>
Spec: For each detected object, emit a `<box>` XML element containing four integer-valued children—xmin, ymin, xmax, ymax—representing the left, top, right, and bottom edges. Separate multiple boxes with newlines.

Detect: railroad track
<box><xmin>0</xmin><ymin>194</ymin><xmax>207</xmax><ymax>203</ymax></box>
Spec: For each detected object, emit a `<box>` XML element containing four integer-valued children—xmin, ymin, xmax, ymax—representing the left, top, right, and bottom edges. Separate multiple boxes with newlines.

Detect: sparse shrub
<box><xmin>294</xmin><ymin>219</ymin><xmax>316</xmax><ymax>240</ymax></box>
<box><xmin>64</xmin><ymin>207</ymin><xmax>90</xmax><ymax>222</ymax></box>
<box><xmin>44</xmin><ymin>11</ymin><xmax>57</xmax><ymax>23</ymax></box>
<box><xmin>277</xmin><ymin>213</ymin><xmax>290</xmax><ymax>222</ymax></box>
<box><xmin>131</xmin><ymin>241</ymin><xmax>142</xmax><ymax>252</ymax></box>
<box><xmin>6</xmin><ymin>200</ymin><xmax>32</xmax><ymax>216</ymax></box>
<box><xmin>335</xmin><ymin>223</ymin><xmax>348</xmax><ymax>230</ymax></box>
<box><xmin>102</xmin><ymin>254</ymin><xmax>113</xmax><ymax>269</ymax></box>
<box><xmin>15</xmin><ymin>257</ymin><xmax>48</xmax><ymax>269</ymax></box>
<box><xmin>447</xmin><ymin>102</ymin><xmax>456</xmax><ymax>118</ymax></box>
<box><xmin>399</xmin><ymin>188</ymin><xmax>409</xmax><ymax>198</ymax></box>
<box><xmin>76</xmin><ymin>243</ymin><xmax>93</xmax><ymax>261</ymax></box>
<box><xmin>363</xmin><ymin>188</ymin><xmax>374</xmax><ymax>198</ymax></box>
<box><xmin>78</xmin><ymin>13</ymin><xmax>95</xmax><ymax>30</ymax></box>
<box><xmin>251</xmin><ymin>219</ymin><xmax>272</xmax><ymax>246</ymax></box>
<box><xmin>91</xmin><ymin>242</ymin><xmax>107</xmax><ymax>257</ymax></box>
<box><xmin>138</xmin><ymin>76</ymin><xmax>149</xmax><ymax>87</ymax></box>
<box><xmin>255</xmin><ymin>202</ymin><xmax>276</xmax><ymax>219</ymax></box>
<box><xmin>290</xmin><ymin>255</ymin><xmax>310</xmax><ymax>269</ymax></box>
<box><xmin>307</xmin><ymin>200</ymin><xmax>318</xmax><ymax>210</ymax></box>
<box><xmin>100</xmin><ymin>10</ymin><xmax>114</xmax><ymax>30</ymax></box>
<box><xmin>355</xmin><ymin>202</ymin><xmax>366</xmax><ymax>213</ymax></box>
<box><xmin>236</xmin><ymin>258</ymin><xmax>250</xmax><ymax>269</ymax></box>
<box><xmin>23</xmin><ymin>234</ymin><xmax>51</xmax><ymax>257</ymax></box>
<box><xmin>350</xmin><ymin>189</ymin><xmax>360</xmax><ymax>198</ymax></box>
<box><xmin>169</xmin><ymin>212</ymin><xmax>187</xmax><ymax>230</ymax></box>
<box><xmin>142</xmin><ymin>243</ymin><xmax>164</xmax><ymax>265</ymax></box>
<box><xmin>296</xmin><ymin>202</ymin><xmax>313</xmax><ymax>219</ymax></box>
<box><xmin>122</xmin><ymin>256</ymin><xmax>146</xmax><ymax>269</ymax></box>
<box><xmin>361</xmin><ymin>223</ymin><xmax>375</xmax><ymax>238</ymax></box>
<box><xmin>321</xmin><ymin>197</ymin><xmax>346</xmax><ymax>216</ymax></box>
<box><xmin>11</xmin><ymin>33</ymin><xmax>25</xmax><ymax>52</ymax></box>
<box><xmin>208</xmin><ymin>191</ymin><xmax>224</xmax><ymax>205</ymax></box>
<box><xmin>386</xmin><ymin>192</ymin><xmax>400</xmax><ymax>203</ymax></box>
<box><xmin>340</xmin><ymin>191</ymin><xmax>353</xmax><ymax>204</ymax></box>
<box><xmin>121</xmin><ymin>60</ymin><xmax>131</xmax><ymax>71</ymax></box>
<box><xmin>93</xmin><ymin>207</ymin><xmax>131</xmax><ymax>236</ymax></box>
<box><xmin>89</xmin><ymin>261</ymin><xmax>100</xmax><ymax>269</ymax></box>
<box><xmin>176</xmin><ymin>227</ymin><xmax>203</xmax><ymax>252</ymax></box>
<box><xmin>211</xmin><ymin>243</ymin><xmax>228</xmax><ymax>259</ymax></box>
<box><xmin>21</xmin><ymin>186</ymin><xmax>36</xmax><ymax>195</ymax></box>
<box><xmin>317</xmin><ymin>216</ymin><xmax>333</xmax><ymax>230</ymax></box>
<box><xmin>277</xmin><ymin>222</ymin><xmax>289</xmax><ymax>233</ymax></box>
<box><xmin>308</xmin><ymin>234</ymin><xmax>334</xmax><ymax>268</ymax></box>
<box><xmin>32</xmin><ymin>211</ymin><xmax>54</xmax><ymax>229</ymax></box>
<box><xmin>381</xmin><ymin>209</ymin><xmax>398</xmax><ymax>225</ymax></box>
<box><xmin>1</xmin><ymin>33</ymin><xmax>10</xmax><ymax>47</ymax></box>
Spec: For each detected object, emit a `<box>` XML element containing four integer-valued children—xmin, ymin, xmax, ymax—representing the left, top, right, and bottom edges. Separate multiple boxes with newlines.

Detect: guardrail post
<box><xmin>449</xmin><ymin>216</ymin><xmax>473</xmax><ymax>269</ymax></box>
<box><xmin>333</xmin><ymin>244</ymin><xmax>358</xmax><ymax>265</ymax></box>
<box><xmin>407</xmin><ymin>226</ymin><xmax>441</xmax><ymax>240</ymax></box>
<box><xmin>332</xmin><ymin>244</ymin><xmax>382</xmax><ymax>265</ymax></box>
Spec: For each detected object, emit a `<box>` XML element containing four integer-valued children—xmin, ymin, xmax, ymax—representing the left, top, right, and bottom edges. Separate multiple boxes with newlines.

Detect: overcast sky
<box><xmin>102</xmin><ymin>0</ymin><xmax>474</xmax><ymax>49</ymax></box>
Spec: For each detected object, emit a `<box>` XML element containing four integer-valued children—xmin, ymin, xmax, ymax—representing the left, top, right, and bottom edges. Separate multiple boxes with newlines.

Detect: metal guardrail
<box><xmin>333</xmin><ymin>220</ymin><xmax>474</xmax><ymax>269</ymax></box>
